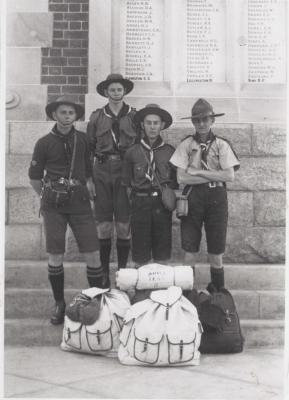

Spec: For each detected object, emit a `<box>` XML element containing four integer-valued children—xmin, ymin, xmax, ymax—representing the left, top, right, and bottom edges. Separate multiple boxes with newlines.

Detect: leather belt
<box><xmin>45</xmin><ymin>178</ymin><xmax>82</xmax><ymax>187</ymax></box>
<box><xmin>134</xmin><ymin>191</ymin><xmax>160</xmax><ymax>197</ymax></box>
<box><xmin>96</xmin><ymin>154</ymin><xmax>122</xmax><ymax>163</ymax></box>
<box><xmin>207</xmin><ymin>182</ymin><xmax>224</xmax><ymax>188</ymax></box>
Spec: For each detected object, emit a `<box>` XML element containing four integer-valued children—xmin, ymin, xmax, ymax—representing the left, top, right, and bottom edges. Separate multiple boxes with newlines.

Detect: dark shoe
<box><xmin>50</xmin><ymin>300</ymin><xmax>66</xmax><ymax>325</ymax></box>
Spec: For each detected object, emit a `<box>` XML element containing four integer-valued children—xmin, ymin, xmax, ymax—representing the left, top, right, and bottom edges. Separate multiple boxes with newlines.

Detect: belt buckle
<box><xmin>208</xmin><ymin>182</ymin><xmax>216</xmax><ymax>188</ymax></box>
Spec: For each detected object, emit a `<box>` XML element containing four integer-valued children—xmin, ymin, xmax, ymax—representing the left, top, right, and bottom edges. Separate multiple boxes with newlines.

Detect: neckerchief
<box><xmin>104</xmin><ymin>103</ymin><xmax>130</xmax><ymax>148</ymax></box>
<box><xmin>193</xmin><ymin>130</ymin><xmax>216</xmax><ymax>170</ymax></box>
<box><xmin>141</xmin><ymin>136</ymin><xmax>164</xmax><ymax>182</ymax></box>
<box><xmin>51</xmin><ymin>125</ymin><xmax>75</xmax><ymax>165</ymax></box>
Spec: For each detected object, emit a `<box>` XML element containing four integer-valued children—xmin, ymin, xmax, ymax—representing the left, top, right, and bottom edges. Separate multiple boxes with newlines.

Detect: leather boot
<box><xmin>50</xmin><ymin>300</ymin><xmax>66</xmax><ymax>325</ymax></box>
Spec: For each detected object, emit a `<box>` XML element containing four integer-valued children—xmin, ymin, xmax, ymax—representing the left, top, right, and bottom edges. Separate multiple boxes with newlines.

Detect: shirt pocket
<box><xmin>95</xmin><ymin>129</ymin><xmax>114</xmax><ymax>153</ymax></box>
<box><xmin>119</xmin><ymin>129</ymin><xmax>136</xmax><ymax>150</ymax></box>
<box><xmin>133</xmin><ymin>163</ymin><xmax>146</xmax><ymax>180</ymax></box>
<box><xmin>156</xmin><ymin>161</ymin><xmax>170</xmax><ymax>182</ymax></box>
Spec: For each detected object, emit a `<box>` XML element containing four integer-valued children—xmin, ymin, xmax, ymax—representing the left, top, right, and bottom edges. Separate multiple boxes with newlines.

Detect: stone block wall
<box><xmin>41</xmin><ymin>0</ymin><xmax>89</xmax><ymax>109</ymax></box>
<box><xmin>164</xmin><ymin>123</ymin><xmax>286</xmax><ymax>264</ymax></box>
<box><xmin>5</xmin><ymin>120</ymin><xmax>286</xmax><ymax>263</ymax></box>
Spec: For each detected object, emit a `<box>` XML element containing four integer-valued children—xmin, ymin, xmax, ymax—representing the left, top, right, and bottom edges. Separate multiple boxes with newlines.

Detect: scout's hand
<box><xmin>86</xmin><ymin>178</ymin><xmax>96</xmax><ymax>200</ymax></box>
<box><xmin>186</xmin><ymin>166</ymin><xmax>201</xmax><ymax>176</ymax></box>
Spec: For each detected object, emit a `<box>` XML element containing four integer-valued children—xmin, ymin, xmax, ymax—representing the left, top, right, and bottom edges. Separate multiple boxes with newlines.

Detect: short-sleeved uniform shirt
<box><xmin>170</xmin><ymin>134</ymin><xmax>240</xmax><ymax>172</ymax></box>
<box><xmin>169</xmin><ymin>132</ymin><xmax>240</xmax><ymax>254</ymax></box>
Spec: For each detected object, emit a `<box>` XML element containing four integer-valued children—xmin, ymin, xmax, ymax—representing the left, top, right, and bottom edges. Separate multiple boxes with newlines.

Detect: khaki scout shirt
<box><xmin>87</xmin><ymin>103</ymin><xmax>137</xmax><ymax>156</ymax></box>
<box><xmin>122</xmin><ymin>139</ymin><xmax>177</xmax><ymax>191</ymax></box>
<box><xmin>170</xmin><ymin>134</ymin><xmax>240</xmax><ymax>172</ymax></box>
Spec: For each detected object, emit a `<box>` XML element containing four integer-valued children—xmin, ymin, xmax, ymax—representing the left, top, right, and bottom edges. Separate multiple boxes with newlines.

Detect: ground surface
<box><xmin>4</xmin><ymin>346</ymin><xmax>286</xmax><ymax>399</ymax></box>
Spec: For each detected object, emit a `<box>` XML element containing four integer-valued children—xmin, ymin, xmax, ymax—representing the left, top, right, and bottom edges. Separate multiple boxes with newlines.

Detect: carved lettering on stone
<box><xmin>121</xmin><ymin>0</ymin><xmax>164</xmax><ymax>81</ymax></box>
<box><xmin>247</xmin><ymin>0</ymin><xmax>286</xmax><ymax>83</ymax></box>
<box><xmin>186</xmin><ymin>0</ymin><xmax>226</xmax><ymax>83</ymax></box>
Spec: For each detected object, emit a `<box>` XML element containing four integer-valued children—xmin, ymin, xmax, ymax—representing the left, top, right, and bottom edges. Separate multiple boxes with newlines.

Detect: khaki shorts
<box><xmin>42</xmin><ymin>209</ymin><xmax>98</xmax><ymax>254</ymax></box>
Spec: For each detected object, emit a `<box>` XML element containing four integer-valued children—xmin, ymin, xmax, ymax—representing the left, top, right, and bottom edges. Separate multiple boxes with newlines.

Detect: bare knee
<box><xmin>97</xmin><ymin>222</ymin><xmax>113</xmax><ymax>239</ymax></box>
<box><xmin>83</xmin><ymin>251</ymin><xmax>98</xmax><ymax>267</ymax></box>
<box><xmin>115</xmin><ymin>221</ymin><xmax>131</xmax><ymax>240</ymax></box>
<box><xmin>208</xmin><ymin>253</ymin><xmax>223</xmax><ymax>268</ymax></box>
<box><xmin>184</xmin><ymin>252</ymin><xmax>198</xmax><ymax>266</ymax></box>
<box><xmin>48</xmin><ymin>253</ymin><xmax>64</xmax><ymax>266</ymax></box>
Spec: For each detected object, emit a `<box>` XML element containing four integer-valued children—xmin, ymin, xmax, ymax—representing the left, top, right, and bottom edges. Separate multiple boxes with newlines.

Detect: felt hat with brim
<box><xmin>181</xmin><ymin>98</ymin><xmax>225</xmax><ymax>120</ymax></box>
<box><xmin>45</xmin><ymin>96</ymin><xmax>84</xmax><ymax>121</ymax></box>
<box><xmin>134</xmin><ymin>104</ymin><xmax>173</xmax><ymax>130</ymax></box>
<box><xmin>96</xmin><ymin>73</ymin><xmax>134</xmax><ymax>97</ymax></box>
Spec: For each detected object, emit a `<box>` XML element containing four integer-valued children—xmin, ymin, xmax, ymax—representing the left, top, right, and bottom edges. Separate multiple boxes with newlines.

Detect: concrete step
<box><xmin>4</xmin><ymin>288</ymin><xmax>285</xmax><ymax>320</ymax></box>
<box><xmin>5</xmin><ymin>261</ymin><xmax>285</xmax><ymax>291</ymax></box>
<box><xmin>4</xmin><ymin>318</ymin><xmax>284</xmax><ymax>348</ymax></box>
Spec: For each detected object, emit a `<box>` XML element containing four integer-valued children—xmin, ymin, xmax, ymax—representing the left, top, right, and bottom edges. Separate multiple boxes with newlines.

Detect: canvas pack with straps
<box><xmin>118</xmin><ymin>286</ymin><xmax>203</xmax><ymax>366</ymax></box>
<box><xmin>61</xmin><ymin>288</ymin><xmax>131</xmax><ymax>357</ymax></box>
<box><xmin>196</xmin><ymin>286</ymin><xmax>244</xmax><ymax>354</ymax></box>
<box><xmin>140</xmin><ymin>146</ymin><xmax>177</xmax><ymax>212</ymax></box>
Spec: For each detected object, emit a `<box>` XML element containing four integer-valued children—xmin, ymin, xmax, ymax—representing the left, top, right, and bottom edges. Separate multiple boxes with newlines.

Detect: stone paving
<box><xmin>4</xmin><ymin>346</ymin><xmax>287</xmax><ymax>399</ymax></box>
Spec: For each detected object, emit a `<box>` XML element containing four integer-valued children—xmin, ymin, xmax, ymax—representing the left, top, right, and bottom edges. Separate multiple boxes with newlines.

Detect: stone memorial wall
<box><xmin>121</xmin><ymin>0</ymin><xmax>164</xmax><ymax>81</ymax></box>
<box><xmin>5</xmin><ymin>0</ymin><xmax>286</xmax><ymax>263</ymax></box>
<box><xmin>247</xmin><ymin>0</ymin><xmax>286</xmax><ymax>83</ymax></box>
<box><xmin>186</xmin><ymin>0</ymin><xmax>226</xmax><ymax>83</ymax></box>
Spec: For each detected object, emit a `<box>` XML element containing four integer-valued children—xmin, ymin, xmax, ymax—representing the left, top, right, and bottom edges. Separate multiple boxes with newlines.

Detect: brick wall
<box><xmin>41</xmin><ymin>0</ymin><xmax>89</xmax><ymax>111</ymax></box>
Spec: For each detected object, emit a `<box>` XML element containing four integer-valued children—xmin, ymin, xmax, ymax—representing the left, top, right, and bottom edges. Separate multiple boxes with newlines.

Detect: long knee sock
<box><xmin>117</xmin><ymin>238</ymin><xmax>130</xmax><ymax>269</ymax></box>
<box><xmin>86</xmin><ymin>265</ymin><xmax>104</xmax><ymax>288</ymax></box>
<box><xmin>210</xmin><ymin>266</ymin><xmax>224</xmax><ymax>290</ymax></box>
<box><xmin>48</xmin><ymin>264</ymin><xmax>64</xmax><ymax>302</ymax></box>
<box><xmin>99</xmin><ymin>238</ymin><xmax>111</xmax><ymax>276</ymax></box>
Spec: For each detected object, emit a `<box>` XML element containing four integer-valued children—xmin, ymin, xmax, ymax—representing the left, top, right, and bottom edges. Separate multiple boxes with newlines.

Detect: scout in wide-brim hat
<box><xmin>134</xmin><ymin>104</ymin><xmax>173</xmax><ymax>130</ymax></box>
<box><xmin>181</xmin><ymin>98</ymin><xmax>225</xmax><ymax>120</ymax></box>
<box><xmin>45</xmin><ymin>96</ymin><xmax>85</xmax><ymax>121</ymax></box>
<box><xmin>96</xmin><ymin>73</ymin><xmax>134</xmax><ymax>97</ymax></box>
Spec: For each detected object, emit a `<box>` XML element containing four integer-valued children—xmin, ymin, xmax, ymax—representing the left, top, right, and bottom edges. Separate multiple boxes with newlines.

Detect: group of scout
<box><xmin>29</xmin><ymin>73</ymin><xmax>240</xmax><ymax>325</ymax></box>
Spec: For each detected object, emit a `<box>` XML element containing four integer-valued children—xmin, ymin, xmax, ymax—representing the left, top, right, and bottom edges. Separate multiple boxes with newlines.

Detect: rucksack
<box><xmin>118</xmin><ymin>286</ymin><xmax>203</xmax><ymax>366</ymax></box>
<box><xmin>61</xmin><ymin>288</ymin><xmax>130</xmax><ymax>356</ymax></box>
<box><xmin>196</xmin><ymin>287</ymin><xmax>244</xmax><ymax>354</ymax></box>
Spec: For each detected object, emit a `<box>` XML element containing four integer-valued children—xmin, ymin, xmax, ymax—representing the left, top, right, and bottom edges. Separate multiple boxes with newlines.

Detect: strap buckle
<box><xmin>208</xmin><ymin>182</ymin><xmax>217</xmax><ymax>188</ymax></box>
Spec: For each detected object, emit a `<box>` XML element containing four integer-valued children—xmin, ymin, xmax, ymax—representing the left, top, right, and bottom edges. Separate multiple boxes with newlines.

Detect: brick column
<box><xmin>41</xmin><ymin>0</ymin><xmax>89</xmax><ymax>111</ymax></box>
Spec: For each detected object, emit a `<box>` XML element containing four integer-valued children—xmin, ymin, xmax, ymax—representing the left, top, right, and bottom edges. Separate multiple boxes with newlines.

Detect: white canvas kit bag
<box><xmin>118</xmin><ymin>286</ymin><xmax>203</xmax><ymax>366</ymax></box>
<box><xmin>61</xmin><ymin>288</ymin><xmax>130</xmax><ymax>357</ymax></box>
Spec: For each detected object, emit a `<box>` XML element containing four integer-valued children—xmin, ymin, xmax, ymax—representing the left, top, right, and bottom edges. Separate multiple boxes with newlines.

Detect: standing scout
<box><xmin>29</xmin><ymin>97</ymin><xmax>104</xmax><ymax>325</ymax></box>
<box><xmin>87</xmin><ymin>74</ymin><xmax>137</xmax><ymax>286</ymax></box>
<box><xmin>170</xmin><ymin>98</ymin><xmax>240</xmax><ymax>291</ymax></box>
<box><xmin>122</xmin><ymin>104</ymin><xmax>177</xmax><ymax>266</ymax></box>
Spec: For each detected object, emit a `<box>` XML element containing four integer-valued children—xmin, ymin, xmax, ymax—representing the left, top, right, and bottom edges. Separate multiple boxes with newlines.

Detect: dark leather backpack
<box><xmin>184</xmin><ymin>286</ymin><xmax>244</xmax><ymax>354</ymax></box>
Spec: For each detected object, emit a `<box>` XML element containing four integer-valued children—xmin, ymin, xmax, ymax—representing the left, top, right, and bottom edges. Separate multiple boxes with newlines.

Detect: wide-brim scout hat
<box><xmin>96</xmin><ymin>73</ymin><xmax>134</xmax><ymax>97</ymax></box>
<box><xmin>134</xmin><ymin>104</ymin><xmax>173</xmax><ymax>130</ymax></box>
<box><xmin>181</xmin><ymin>98</ymin><xmax>225</xmax><ymax>120</ymax></box>
<box><xmin>45</xmin><ymin>96</ymin><xmax>84</xmax><ymax>121</ymax></box>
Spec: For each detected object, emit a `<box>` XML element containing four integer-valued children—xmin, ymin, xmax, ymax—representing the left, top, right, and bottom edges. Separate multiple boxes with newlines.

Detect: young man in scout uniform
<box><xmin>122</xmin><ymin>104</ymin><xmax>177</xmax><ymax>266</ymax></box>
<box><xmin>170</xmin><ymin>98</ymin><xmax>240</xmax><ymax>291</ymax></box>
<box><xmin>87</xmin><ymin>73</ymin><xmax>137</xmax><ymax>286</ymax></box>
<box><xmin>29</xmin><ymin>96</ymin><xmax>104</xmax><ymax>325</ymax></box>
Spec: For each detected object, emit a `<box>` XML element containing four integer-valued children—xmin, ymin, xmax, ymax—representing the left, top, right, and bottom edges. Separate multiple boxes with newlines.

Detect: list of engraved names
<box><xmin>123</xmin><ymin>0</ymin><xmax>163</xmax><ymax>81</ymax></box>
<box><xmin>247</xmin><ymin>0</ymin><xmax>286</xmax><ymax>83</ymax></box>
<box><xmin>186</xmin><ymin>0</ymin><xmax>226</xmax><ymax>83</ymax></box>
